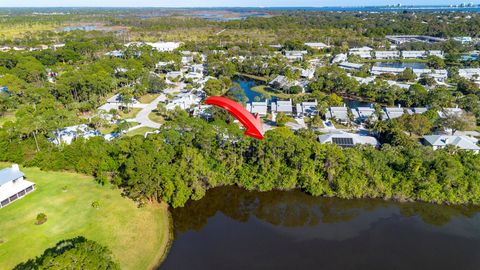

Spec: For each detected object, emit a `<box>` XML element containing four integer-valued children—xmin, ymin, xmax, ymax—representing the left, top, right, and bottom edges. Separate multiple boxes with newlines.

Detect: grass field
<box><xmin>0</xmin><ymin>164</ymin><xmax>171</xmax><ymax>270</ymax></box>
<box><xmin>148</xmin><ymin>112</ymin><xmax>165</xmax><ymax>124</ymax></box>
<box><xmin>0</xmin><ymin>112</ymin><xmax>16</xmax><ymax>127</ymax></box>
<box><xmin>138</xmin><ymin>94</ymin><xmax>160</xmax><ymax>104</ymax></box>
<box><xmin>118</xmin><ymin>108</ymin><xmax>141</xmax><ymax>119</ymax></box>
<box><xmin>251</xmin><ymin>85</ymin><xmax>302</xmax><ymax>99</ymax></box>
<box><xmin>127</xmin><ymin>126</ymin><xmax>156</xmax><ymax>137</ymax></box>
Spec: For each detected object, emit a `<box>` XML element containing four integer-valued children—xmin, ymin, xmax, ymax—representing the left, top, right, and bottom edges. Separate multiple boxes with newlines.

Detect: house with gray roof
<box><xmin>246</xmin><ymin>100</ymin><xmax>268</xmax><ymax>116</ymax></box>
<box><xmin>326</xmin><ymin>106</ymin><xmax>350</xmax><ymax>124</ymax></box>
<box><xmin>318</xmin><ymin>131</ymin><xmax>379</xmax><ymax>148</ymax></box>
<box><xmin>0</xmin><ymin>164</ymin><xmax>35</xmax><ymax>209</ymax></box>
<box><xmin>271</xmin><ymin>99</ymin><xmax>293</xmax><ymax>115</ymax></box>
<box><xmin>296</xmin><ymin>100</ymin><xmax>318</xmax><ymax>117</ymax></box>
<box><xmin>422</xmin><ymin>135</ymin><xmax>479</xmax><ymax>153</ymax></box>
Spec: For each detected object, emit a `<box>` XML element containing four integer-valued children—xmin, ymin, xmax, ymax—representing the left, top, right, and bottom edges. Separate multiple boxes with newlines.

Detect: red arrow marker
<box><xmin>205</xmin><ymin>96</ymin><xmax>264</xmax><ymax>140</ymax></box>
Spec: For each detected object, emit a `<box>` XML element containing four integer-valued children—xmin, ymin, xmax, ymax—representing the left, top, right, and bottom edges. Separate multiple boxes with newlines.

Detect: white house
<box><xmin>246</xmin><ymin>100</ymin><xmax>268</xmax><ymax>116</ymax></box>
<box><xmin>326</xmin><ymin>106</ymin><xmax>350</xmax><ymax>124</ymax></box>
<box><xmin>402</xmin><ymin>51</ymin><xmax>427</xmax><ymax>59</ymax></box>
<box><xmin>453</xmin><ymin>37</ymin><xmax>473</xmax><ymax>44</ymax></box>
<box><xmin>271</xmin><ymin>99</ymin><xmax>293</xmax><ymax>115</ymax></box>
<box><xmin>384</xmin><ymin>107</ymin><xmax>407</xmax><ymax>120</ymax></box>
<box><xmin>318</xmin><ymin>131</ymin><xmax>379</xmax><ymax>148</ymax></box>
<box><xmin>296</xmin><ymin>100</ymin><xmax>318</xmax><ymax>117</ymax></box>
<box><xmin>50</xmin><ymin>124</ymin><xmax>101</xmax><ymax>145</ymax></box>
<box><xmin>356</xmin><ymin>107</ymin><xmax>377</xmax><ymax>122</ymax></box>
<box><xmin>304</xmin><ymin>42</ymin><xmax>330</xmax><ymax>50</ymax></box>
<box><xmin>349</xmin><ymin>47</ymin><xmax>373</xmax><ymax>59</ymax></box>
<box><xmin>458</xmin><ymin>68</ymin><xmax>480</xmax><ymax>83</ymax></box>
<box><xmin>0</xmin><ymin>164</ymin><xmax>35</xmax><ymax>209</ymax></box>
<box><xmin>428</xmin><ymin>50</ymin><xmax>444</xmax><ymax>58</ymax></box>
<box><xmin>284</xmin><ymin>50</ymin><xmax>308</xmax><ymax>61</ymax></box>
<box><xmin>332</xmin><ymin>53</ymin><xmax>347</xmax><ymax>63</ymax></box>
<box><xmin>339</xmin><ymin>62</ymin><xmax>363</xmax><ymax>71</ymax></box>
<box><xmin>166</xmin><ymin>92</ymin><xmax>201</xmax><ymax>111</ymax></box>
<box><xmin>422</xmin><ymin>135</ymin><xmax>479</xmax><ymax>153</ymax></box>
<box><xmin>437</xmin><ymin>107</ymin><xmax>464</xmax><ymax>118</ymax></box>
<box><xmin>375</xmin><ymin>51</ymin><xmax>400</xmax><ymax>59</ymax></box>
<box><xmin>166</xmin><ymin>71</ymin><xmax>183</xmax><ymax>80</ymax></box>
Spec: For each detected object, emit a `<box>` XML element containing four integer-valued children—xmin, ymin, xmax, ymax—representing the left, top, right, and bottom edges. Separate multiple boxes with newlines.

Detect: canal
<box><xmin>160</xmin><ymin>186</ymin><xmax>480</xmax><ymax>270</ymax></box>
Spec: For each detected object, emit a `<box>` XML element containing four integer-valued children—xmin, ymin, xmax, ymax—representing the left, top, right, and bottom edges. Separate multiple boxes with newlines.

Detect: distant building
<box><xmin>458</xmin><ymin>68</ymin><xmax>480</xmax><ymax>83</ymax></box>
<box><xmin>437</xmin><ymin>107</ymin><xmax>464</xmax><ymax>118</ymax></box>
<box><xmin>246</xmin><ymin>100</ymin><xmax>268</xmax><ymax>116</ymax></box>
<box><xmin>326</xmin><ymin>106</ymin><xmax>350</xmax><ymax>124</ymax></box>
<box><xmin>318</xmin><ymin>131</ymin><xmax>379</xmax><ymax>148</ymax></box>
<box><xmin>296</xmin><ymin>100</ymin><xmax>318</xmax><ymax>117</ymax></box>
<box><xmin>304</xmin><ymin>42</ymin><xmax>330</xmax><ymax>50</ymax></box>
<box><xmin>105</xmin><ymin>50</ymin><xmax>124</xmax><ymax>58</ymax></box>
<box><xmin>166</xmin><ymin>92</ymin><xmax>201</xmax><ymax>111</ymax></box>
<box><xmin>271</xmin><ymin>99</ymin><xmax>293</xmax><ymax>115</ymax></box>
<box><xmin>284</xmin><ymin>50</ymin><xmax>308</xmax><ymax>61</ymax></box>
<box><xmin>0</xmin><ymin>164</ymin><xmax>35</xmax><ymax>209</ymax></box>
<box><xmin>355</xmin><ymin>107</ymin><xmax>377</xmax><ymax>122</ymax></box>
<box><xmin>402</xmin><ymin>51</ymin><xmax>427</xmax><ymax>59</ymax></box>
<box><xmin>375</xmin><ymin>51</ymin><xmax>400</xmax><ymax>59</ymax></box>
<box><xmin>453</xmin><ymin>37</ymin><xmax>473</xmax><ymax>44</ymax></box>
<box><xmin>422</xmin><ymin>135</ymin><xmax>479</xmax><ymax>153</ymax></box>
<box><xmin>384</xmin><ymin>107</ymin><xmax>408</xmax><ymax>120</ymax></box>
<box><xmin>349</xmin><ymin>47</ymin><xmax>373</xmax><ymax>59</ymax></box>
<box><xmin>428</xmin><ymin>50</ymin><xmax>444</xmax><ymax>58</ymax></box>
<box><xmin>332</xmin><ymin>53</ymin><xmax>347</xmax><ymax>63</ymax></box>
<box><xmin>339</xmin><ymin>62</ymin><xmax>363</xmax><ymax>71</ymax></box>
<box><xmin>386</xmin><ymin>35</ymin><xmax>446</xmax><ymax>45</ymax></box>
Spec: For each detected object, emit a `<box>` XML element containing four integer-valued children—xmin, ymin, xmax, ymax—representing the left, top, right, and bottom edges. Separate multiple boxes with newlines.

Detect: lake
<box><xmin>375</xmin><ymin>62</ymin><xmax>427</xmax><ymax>69</ymax></box>
<box><xmin>160</xmin><ymin>186</ymin><xmax>480</xmax><ymax>270</ymax></box>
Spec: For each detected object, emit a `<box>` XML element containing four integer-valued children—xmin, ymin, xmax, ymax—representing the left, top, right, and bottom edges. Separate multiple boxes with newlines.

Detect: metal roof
<box><xmin>0</xmin><ymin>167</ymin><xmax>24</xmax><ymax>186</ymax></box>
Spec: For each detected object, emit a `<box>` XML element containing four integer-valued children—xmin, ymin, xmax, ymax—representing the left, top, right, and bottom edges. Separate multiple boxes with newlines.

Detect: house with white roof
<box><xmin>105</xmin><ymin>50</ymin><xmax>124</xmax><ymax>58</ymax></box>
<box><xmin>422</xmin><ymin>135</ymin><xmax>479</xmax><ymax>153</ymax></box>
<box><xmin>356</xmin><ymin>107</ymin><xmax>377</xmax><ymax>122</ymax></box>
<box><xmin>349</xmin><ymin>47</ymin><xmax>373</xmax><ymax>59</ymax></box>
<box><xmin>318</xmin><ymin>131</ymin><xmax>379</xmax><ymax>148</ymax></box>
<box><xmin>384</xmin><ymin>107</ymin><xmax>408</xmax><ymax>120</ymax></box>
<box><xmin>402</xmin><ymin>51</ymin><xmax>427</xmax><ymax>59</ymax></box>
<box><xmin>458</xmin><ymin>68</ymin><xmax>480</xmax><ymax>83</ymax></box>
<box><xmin>304</xmin><ymin>42</ymin><xmax>330</xmax><ymax>50</ymax></box>
<box><xmin>246</xmin><ymin>100</ymin><xmax>268</xmax><ymax>116</ymax></box>
<box><xmin>375</xmin><ymin>51</ymin><xmax>400</xmax><ymax>59</ymax></box>
<box><xmin>50</xmin><ymin>124</ymin><xmax>101</xmax><ymax>145</ymax></box>
<box><xmin>0</xmin><ymin>164</ymin><xmax>35</xmax><ymax>209</ymax></box>
<box><xmin>147</xmin><ymin>42</ymin><xmax>181</xmax><ymax>52</ymax></box>
<box><xmin>296</xmin><ymin>100</ymin><xmax>318</xmax><ymax>117</ymax></box>
<box><xmin>166</xmin><ymin>71</ymin><xmax>183</xmax><ymax>80</ymax></box>
<box><xmin>339</xmin><ymin>62</ymin><xmax>363</xmax><ymax>71</ymax></box>
<box><xmin>453</xmin><ymin>37</ymin><xmax>473</xmax><ymax>44</ymax></box>
<box><xmin>284</xmin><ymin>50</ymin><xmax>308</xmax><ymax>61</ymax></box>
<box><xmin>326</xmin><ymin>106</ymin><xmax>350</xmax><ymax>124</ymax></box>
<box><xmin>410</xmin><ymin>107</ymin><xmax>428</xmax><ymax>114</ymax></box>
<box><xmin>437</xmin><ymin>107</ymin><xmax>464</xmax><ymax>118</ymax></box>
<box><xmin>428</xmin><ymin>50</ymin><xmax>444</xmax><ymax>58</ymax></box>
<box><xmin>300</xmin><ymin>68</ymin><xmax>315</xmax><ymax>79</ymax></box>
<box><xmin>271</xmin><ymin>99</ymin><xmax>293</xmax><ymax>115</ymax></box>
<box><xmin>332</xmin><ymin>53</ymin><xmax>347</xmax><ymax>63</ymax></box>
<box><xmin>166</xmin><ymin>92</ymin><xmax>201</xmax><ymax>111</ymax></box>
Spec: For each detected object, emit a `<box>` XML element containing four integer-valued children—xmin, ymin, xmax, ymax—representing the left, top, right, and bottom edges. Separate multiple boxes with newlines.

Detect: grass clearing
<box><xmin>0</xmin><ymin>111</ymin><xmax>16</xmax><ymax>127</ymax></box>
<box><xmin>251</xmin><ymin>85</ymin><xmax>301</xmax><ymax>99</ymax></box>
<box><xmin>127</xmin><ymin>126</ymin><xmax>156</xmax><ymax>137</ymax></box>
<box><xmin>149</xmin><ymin>111</ymin><xmax>165</xmax><ymax>124</ymax></box>
<box><xmin>118</xmin><ymin>108</ymin><xmax>141</xmax><ymax>119</ymax></box>
<box><xmin>138</xmin><ymin>94</ymin><xmax>160</xmax><ymax>104</ymax></box>
<box><xmin>0</xmin><ymin>164</ymin><xmax>171</xmax><ymax>270</ymax></box>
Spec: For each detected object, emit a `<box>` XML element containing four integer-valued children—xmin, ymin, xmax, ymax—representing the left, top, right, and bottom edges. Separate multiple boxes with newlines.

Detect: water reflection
<box><xmin>162</xmin><ymin>186</ymin><xmax>480</xmax><ymax>270</ymax></box>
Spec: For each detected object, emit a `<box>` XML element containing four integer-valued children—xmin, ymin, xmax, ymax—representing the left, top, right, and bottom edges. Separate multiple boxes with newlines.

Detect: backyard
<box><xmin>0</xmin><ymin>164</ymin><xmax>171</xmax><ymax>270</ymax></box>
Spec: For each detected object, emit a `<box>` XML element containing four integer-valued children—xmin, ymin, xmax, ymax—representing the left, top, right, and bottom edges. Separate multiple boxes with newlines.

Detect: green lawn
<box><xmin>118</xmin><ymin>108</ymin><xmax>141</xmax><ymax>119</ymax></box>
<box><xmin>149</xmin><ymin>112</ymin><xmax>165</xmax><ymax>124</ymax></box>
<box><xmin>0</xmin><ymin>164</ymin><xmax>171</xmax><ymax>270</ymax></box>
<box><xmin>127</xmin><ymin>126</ymin><xmax>156</xmax><ymax>137</ymax></box>
<box><xmin>250</xmin><ymin>85</ymin><xmax>301</xmax><ymax>99</ymax></box>
<box><xmin>138</xmin><ymin>94</ymin><xmax>160</xmax><ymax>104</ymax></box>
<box><xmin>0</xmin><ymin>112</ymin><xmax>16</xmax><ymax>127</ymax></box>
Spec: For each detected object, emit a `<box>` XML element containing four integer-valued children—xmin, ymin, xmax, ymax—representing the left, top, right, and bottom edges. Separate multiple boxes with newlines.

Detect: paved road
<box><xmin>126</xmin><ymin>94</ymin><xmax>166</xmax><ymax>131</ymax></box>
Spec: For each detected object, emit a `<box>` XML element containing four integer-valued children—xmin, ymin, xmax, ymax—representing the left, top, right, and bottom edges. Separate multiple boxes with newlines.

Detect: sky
<box><xmin>0</xmin><ymin>0</ymin><xmax>473</xmax><ymax>8</ymax></box>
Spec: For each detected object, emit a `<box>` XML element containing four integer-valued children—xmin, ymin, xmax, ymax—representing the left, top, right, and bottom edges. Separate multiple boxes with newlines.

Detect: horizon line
<box><xmin>0</xmin><ymin>4</ymin><xmax>473</xmax><ymax>8</ymax></box>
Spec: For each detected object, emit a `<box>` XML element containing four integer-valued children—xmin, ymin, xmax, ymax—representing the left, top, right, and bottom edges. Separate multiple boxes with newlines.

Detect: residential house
<box><xmin>0</xmin><ymin>164</ymin><xmax>35</xmax><ymax>209</ymax></box>
<box><xmin>304</xmin><ymin>42</ymin><xmax>330</xmax><ymax>50</ymax></box>
<box><xmin>326</xmin><ymin>106</ymin><xmax>350</xmax><ymax>124</ymax></box>
<box><xmin>355</xmin><ymin>107</ymin><xmax>377</xmax><ymax>122</ymax></box>
<box><xmin>332</xmin><ymin>53</ymin><xmax>347</xmax><ymax>63</ymax></box>
<box><xmin>422</xmin><ymin>135</ymin><xmax>479</xmax><ymax>153</ymax></box>
<box><xmin>166</xmin><ymin>71</ymin><xmax>183</xmax><ymax>80</ymax></box>
<box><xmin>458</xmin><ymin>68</ymin><xmax>480</xmax><ymax>83</ymax></box>
<box><xmin>428</xmin><ymin>50</ymin><xmax>444</xmax><ymax>58</ymax></box>
<box><xmin>166</xmin><ymin>92</ymin><xmax>201</xmax><ymax>111</ymax></box>
<box><xmin>50</xmin><ymin>124</ymin><xmax>101</xmax><ymax>145</ymax></box>
<box><xmin>318</xmin><ymin>131</ymin><xmax>379</xmax><ymax>148</ymax></box>
<box><xmin>375</xmin><ymin>51</ymin><xmax>400</xmax><ymax>59</ymax></box>
<box><xmin>339</xmin><ymin>62</ymin><xmax>363</xmax><ymax>71</ymax></box>
<box><xmin>246</xmin><ymin>100</ymin><xmax>268</xmax><ymax>116</ymax></box>
<box><xmin>386</xmin><ymin>35</ymin><xmax>446</xmax><ymax>45</ymax></box>
<box><xmin>271</xmin><ymin>99</ymin><xmax>293</xmax><ymax>115</ymax></box>
<box><xmin>384</xmin><ymin>107</ymin><xmax>407</xmax><ymax>120</ymax></box>
<box><xmin>349</xmin><ymin>47</ymin><xmax>373</xmax><ymax>59</ymax></box>
<box><xmin>402</xmin><ymin>51</ymin><xmax>427</xmax><ymax>59</ymax></box>
<box><xmin>437</xmin><ymin>107</ymin><xmax>464</xmax><ymax>118</ymax></box>
<box><xmin>296</xmin><ymin>100</ymin><xmax>318</xmax><ymax>117</ymax></box>
<box><xmin>453</xmin><ymin>37</ymin><xmax>473</xmax><ymax>44</ymax></box>
<box><xmin>284</xmin><ymin>50</ymin><xmax>308</xmax><ymax>61</ymax></box>
<box><xmin>105</xmin><ymin>50</ymin><xmax>124</xmax><ymax>58</ymax></box>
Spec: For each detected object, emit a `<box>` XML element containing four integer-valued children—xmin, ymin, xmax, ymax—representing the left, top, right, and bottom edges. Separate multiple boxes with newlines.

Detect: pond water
<box><xmin>160</xmin><ymin>186</ymin><xmax>480</xmax><ymax>270</ymax></box>
<box><xmin>375</xmin><ymin>62</ymin><xmax>427</xmax><ymax>69</ymax></box>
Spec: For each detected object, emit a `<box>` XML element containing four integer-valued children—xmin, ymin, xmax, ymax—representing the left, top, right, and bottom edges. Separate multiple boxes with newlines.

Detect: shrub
<box><xmin>36</xmin><ymin>213</ymin><xmax>47</xmax><ymax>225</ymax></box>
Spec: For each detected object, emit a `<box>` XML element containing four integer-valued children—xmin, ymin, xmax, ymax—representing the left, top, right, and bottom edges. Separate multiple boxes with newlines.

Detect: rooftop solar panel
<box><xmin>332</xmin><ymin>137</ymin><xmax>354</xmax><ymax>147</ymax></box>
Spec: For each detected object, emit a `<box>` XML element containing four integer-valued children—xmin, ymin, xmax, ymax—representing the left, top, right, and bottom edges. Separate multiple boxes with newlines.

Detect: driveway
<box><xmin>126</xmin><ymin>94</ymin><xmax>167</xmax><ymax>130</ymax></box>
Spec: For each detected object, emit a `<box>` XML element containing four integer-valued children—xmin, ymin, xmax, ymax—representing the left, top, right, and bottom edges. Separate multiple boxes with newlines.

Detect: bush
<box><xmin>35</xmin><ymin>213</ymin><xmax>47</xmax><ymax>225</ymax></box>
